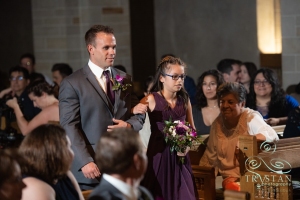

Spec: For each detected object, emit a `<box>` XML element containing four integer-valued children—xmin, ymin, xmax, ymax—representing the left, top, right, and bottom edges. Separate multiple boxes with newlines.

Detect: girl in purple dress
<box><xmin>140</xmin><ymin>56</ymin><xmax>197</xmax><ymax>200</ymax></box>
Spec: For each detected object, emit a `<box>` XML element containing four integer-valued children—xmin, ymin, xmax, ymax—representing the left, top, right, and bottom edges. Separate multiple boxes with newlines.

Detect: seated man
<box><xmin>51</xmin><ymin>63</ymin><xmax>73</xmax><ymax>98</ymax></box>
<box><xmin>216</xmin><ymin>58</ymin><xmax>241</xmax><ymax>83</ymax></box>
<box><xmin>51</xmin><ymin>63</ymin><xmax>73</xmax><ymax>86</ymax></box>
<box><xmin>20</xmin><ymin>53</ymin><xmax>53</xmax><ymax>85</ymax></box>
<box><xmin>89</xmin><ymin>128</ymin><xmax>153</xmax><ymax>200</ymax></box>
<box><xmin>0</xmin><ymin>66</ymin><xmax>40</xmax><ymax>122</ymax></box>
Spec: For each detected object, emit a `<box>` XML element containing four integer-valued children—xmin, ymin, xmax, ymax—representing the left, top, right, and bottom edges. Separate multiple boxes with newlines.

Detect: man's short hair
<box><xmin>51</xmin><ymin>63</ymin><xmax>73</xmax><ymax>78</ymax></box>
<box><xmin>85</xmin><ymin>25</ymin><xmax>114</xmax><ymax>47</ymax></box>
<box><xmin>20</xmin><ymin>53</ymin><xmax>35</xmax><ymax>65</ymax></box>
<box><xmin>9</xmin><ymin>66</ymin><xmax>30</xmax><ymax>79</ymax></box>
<box><xmin>95</xmin><ymin>128</ymin><xmax>143</xmax><ymax>174</ymax></box>
<box><xmin>217</xmin><ymin>59</ymin><xmax>241</xmax><ymax>74</ymax></box>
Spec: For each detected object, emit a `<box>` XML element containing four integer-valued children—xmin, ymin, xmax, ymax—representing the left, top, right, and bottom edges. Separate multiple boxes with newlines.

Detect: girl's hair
<box><xmin>247</xmin><ymin>68</ymin><xmax>287</xmax><ymax>118</ymax></box>
<box><xmin>18</xmin><ymin>124</ymin><xmax>73</xmax><ymax>184</ymax></box>
<box><xmin>27</xmin><ymin>80</ymin><xmax>54</xmax><ymax>97</ymax></box>
<box><xmin>196</xmin><ymin>69</ymin><xmax>224</xmax><ymax>109</ymax></box>
<box><xmin>150</xmin><ymin>56</ymin><xmax>189</xmax><ymax>108</ymax></box>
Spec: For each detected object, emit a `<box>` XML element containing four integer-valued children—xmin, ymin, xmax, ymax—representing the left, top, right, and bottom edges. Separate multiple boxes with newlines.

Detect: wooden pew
<box><xmin>82</xmin><ymin>190</ymin><xmax>92</xmax><ymax>200</ymax></box>
<box><xmin>189</xmin><ymin>136</ymin><xmax>219</xmax><ymax>200</ymax></box>
<box><xmin>189</xmin><ymin>135</ymin><xmax>300</xmax><ymax>200</ymax></box>
<box><xmin>239</xmin><ymin>135</ymin><xmax>300</xmax><ymax>200</ymax></box>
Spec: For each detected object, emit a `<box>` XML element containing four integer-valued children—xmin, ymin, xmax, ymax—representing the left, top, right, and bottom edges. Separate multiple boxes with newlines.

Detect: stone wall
<box><xmin>30</xmin><ymin>0</ymin><xmax>300</xmax><ymax>89</ymax></box>
<box><xmin>31</xmin><ymin>0</ymin><xmax>132</xmax><ymax>78</ymax></box>
<box><xmin>281</xmin><ymin>0</ymin><xmax>300</xmax><ymax>90</ymax></box>
<box><xmin>154</xmin><ymin>0</ymin><xmax>259</xmax><ymax>83</ymax></box>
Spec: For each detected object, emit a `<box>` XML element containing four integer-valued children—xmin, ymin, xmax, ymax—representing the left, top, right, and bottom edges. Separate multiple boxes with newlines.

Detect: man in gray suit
<box><xmin>89</xmin><ymin>128</ymin><xmax>153</xmax><ymax>200</ymax></box>
<box><xmin>59</xmin><ymin>25</ymin><xmax>145</xmax><ymax>189</ymax></box>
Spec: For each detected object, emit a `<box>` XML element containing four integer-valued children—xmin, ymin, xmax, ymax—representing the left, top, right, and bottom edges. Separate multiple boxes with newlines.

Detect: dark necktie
<box><xmin>103</xmin><ymin>70</ymin><xmax>115</xmax><ymax>104</ymax></box>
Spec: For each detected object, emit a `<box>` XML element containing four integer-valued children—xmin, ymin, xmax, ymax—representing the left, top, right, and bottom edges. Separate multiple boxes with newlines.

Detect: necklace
<box><xmin>207</xmin><ymin>105</ymin><xmax>217</xmax><ymax>109</ymax></box>
<box><xmin>206</xmin><ymin>100</ymin><xmax>218</xmax><ymax>109</ymax></box>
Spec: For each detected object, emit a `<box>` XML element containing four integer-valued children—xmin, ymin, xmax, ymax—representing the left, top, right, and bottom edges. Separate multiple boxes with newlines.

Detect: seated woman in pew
<box><xmin>199</xmin><ymin>82</ymin><xmax>279</xmax><ymax>191</ymax></box>
<box><xmin>246</xmin><ymin>68</ymin><xmax>299</xmax><ymax>126</ymax></box>
<box><xmin>6</xmin><ymin>80</ymin><xmax>59</xmax><ymax>135</ymax></box>
<box><xmin>19</xmin><ymin>124</ymin><xmax>84</xmax><ymax>200</ymax></box>
<box><xmin>192</xmin><ymin>69</ymin><xmax>224</xmax><ymax>135</ymax></box>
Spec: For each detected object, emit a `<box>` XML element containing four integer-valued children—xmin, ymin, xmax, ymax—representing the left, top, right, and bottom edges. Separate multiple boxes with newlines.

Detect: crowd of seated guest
<box><xmin>6</xmin><ymin>80</ymin><xmax>59</xmax><ymax>135</ymax></box>
<box><xmin>2</xmin><ymin>51</ymin><xmax>300</xmax><ymax>200</ymax></box>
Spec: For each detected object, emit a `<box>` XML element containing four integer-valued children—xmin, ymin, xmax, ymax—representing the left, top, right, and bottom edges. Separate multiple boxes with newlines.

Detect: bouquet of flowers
<box><xmin>163</xmin><ymin>118</ymin><xmax>199</xmax><ymax>164</ymax></box>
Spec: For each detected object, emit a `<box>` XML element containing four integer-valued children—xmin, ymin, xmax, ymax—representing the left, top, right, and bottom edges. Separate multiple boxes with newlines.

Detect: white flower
<box><xmin>172</xmin><ymin>129</ymin><xmax>176</xmax><ymax>137</ymax></box>
<box><xmin>174</xmin><ymin>120</ymin><xmax>180</xmax><ymax>124</ymax></box>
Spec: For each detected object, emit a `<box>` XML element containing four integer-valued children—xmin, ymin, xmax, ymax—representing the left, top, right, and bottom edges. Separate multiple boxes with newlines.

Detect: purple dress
<box><xmin>141</xmin><ymin>92</ymin><xmax>197</xmax><ymax>200</ymax></box>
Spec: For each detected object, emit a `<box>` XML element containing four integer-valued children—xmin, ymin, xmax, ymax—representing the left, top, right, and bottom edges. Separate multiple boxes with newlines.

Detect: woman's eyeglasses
<box><xmin>10</xmin><ymin>76</ymin><xmax>24</xmax><ymax>81</ymax></box>
<box><xmin>254</xmin><ymin>80</ymin><xmax>270</xmax><ymax>86</ymax></box>
<box><xmin>162</xmin><ymin>73</ymin><xmax>186</xmax><ymax>80</ymax></box>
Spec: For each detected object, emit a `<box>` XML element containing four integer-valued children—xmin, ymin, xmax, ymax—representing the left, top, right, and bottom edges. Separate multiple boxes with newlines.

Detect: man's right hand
<box><xmin>81</xmin><ymin>162</ymin><xmax>101</xmax><ymax>179</ymax></box>
<box><xmin>131</xmin><ymin>103</ymin><xmax>148</xmax><ymax>114</ymax></box>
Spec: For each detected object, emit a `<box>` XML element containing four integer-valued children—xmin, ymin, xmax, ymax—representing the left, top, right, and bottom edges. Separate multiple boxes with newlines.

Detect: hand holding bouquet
<box><xmin>163</xmin><ymin>118</ymin><xmax>199</xmax><ymax>164</ymax></box>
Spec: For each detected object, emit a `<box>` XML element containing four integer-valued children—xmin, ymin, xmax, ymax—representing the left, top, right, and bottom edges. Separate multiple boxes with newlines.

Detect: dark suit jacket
<box><xmin>59</xmin><ymin>65</ymin><xmax>144</xmax><ymax>184</ymax></box>
<box><xmin>88</xmin><ymin>178</ymin><xmax>153</xmax><ymax>200</ymax></box>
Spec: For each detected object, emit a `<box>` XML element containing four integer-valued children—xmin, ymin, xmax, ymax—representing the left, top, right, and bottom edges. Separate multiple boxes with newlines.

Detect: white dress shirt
<box><xmin>88</xmin><ymin>60</ymin><xmax>112</xmax><ymax>93</ymax></box>
<box><xmin>103</xmin><ymin>174</ymin><xmax>139</xmax><ymax>200</ymax></box>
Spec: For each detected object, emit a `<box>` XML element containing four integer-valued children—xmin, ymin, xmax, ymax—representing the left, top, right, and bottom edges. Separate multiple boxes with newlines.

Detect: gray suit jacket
<box><xmin>88</xmin><ymin>178</ymin><xmax>153</xmax><ymax>200</ymax></box>
<box><xmin>59</xmin><ymin>65</ymin><xmax>144</xmax><ymax>184</ymax></box>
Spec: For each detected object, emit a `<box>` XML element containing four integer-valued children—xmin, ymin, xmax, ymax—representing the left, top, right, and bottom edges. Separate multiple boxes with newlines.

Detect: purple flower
<box><xmin>176</xmin><ymin>126</ymin><xmax>186</xmax><ymax>135</ymax></box>
<box><xmin>190</xmin><ymin>130</ymin><xmax>197</xmax><ymax>137</ymax></box>
<box><xmin>115</xmin><ymin>75</ymin><xmax>124</xmax><ymax>82</ymax></box>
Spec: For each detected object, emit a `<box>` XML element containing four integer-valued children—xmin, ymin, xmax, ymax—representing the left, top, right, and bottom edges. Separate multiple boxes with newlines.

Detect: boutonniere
<box><xmin>111</xmin><ymin>75</ymin><xmax>132</xmax><ymax>91</ymax></box>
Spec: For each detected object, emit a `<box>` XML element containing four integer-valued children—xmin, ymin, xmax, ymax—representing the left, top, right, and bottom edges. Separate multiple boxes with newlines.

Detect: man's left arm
<box><xmin>108</xmin><ymin>74</ymin><xmax>145</xmax><ymax>132</ymax></box>
<box><xmin>126</xmin><ymin>86</ymin><xmax>145</xmax><ymax>131</ymax></box>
